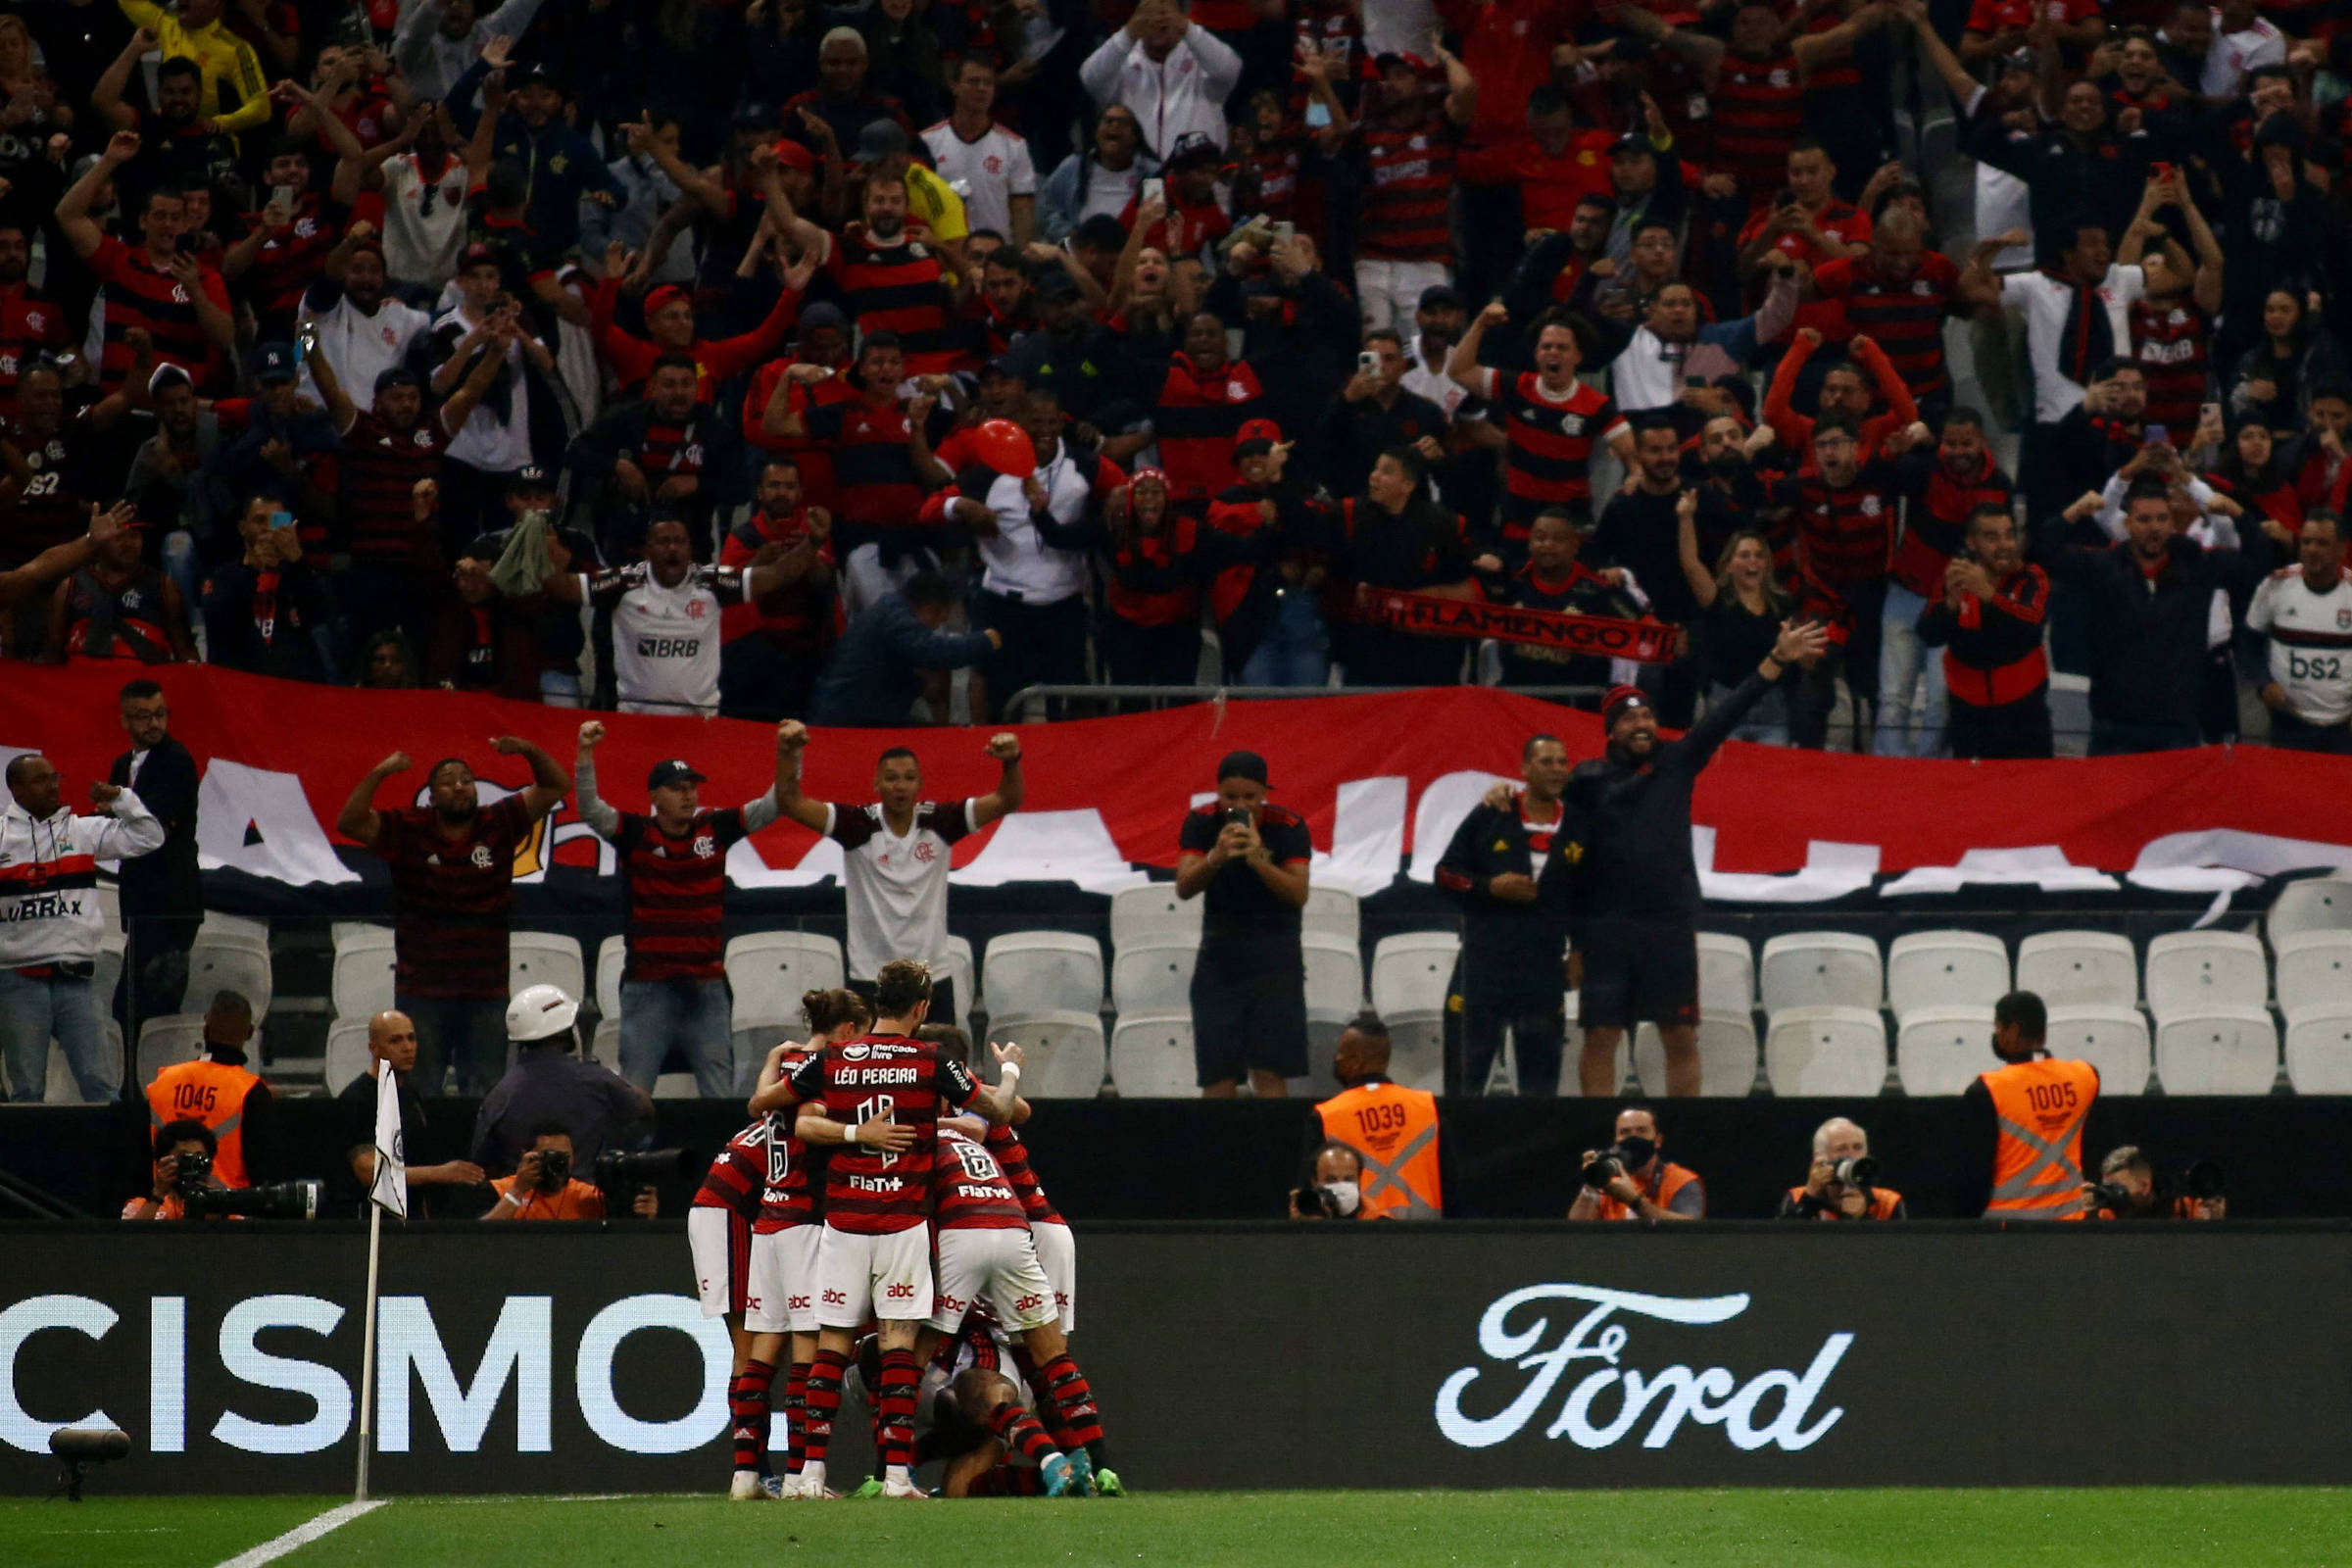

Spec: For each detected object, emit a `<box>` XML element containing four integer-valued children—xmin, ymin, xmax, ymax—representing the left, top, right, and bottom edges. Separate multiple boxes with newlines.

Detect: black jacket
<box><xmin>1564</xmin><ymin>669</ymin><xmax>1774</xmax><ymax>925</ymax></box>
<box><xmin>108</xmin><ymin>736</ymin><xmax>202</xmax><ymax>925</ymax></box>
<box><xmin>2049</xmin><ymin>538</ymin><xmax>2234</xmax><ymax>726</ymax></box>
<box><xmin>1435</xmin><ymin>798</ymin><xmax>1584</xmax><ymax>1005</ymax></box>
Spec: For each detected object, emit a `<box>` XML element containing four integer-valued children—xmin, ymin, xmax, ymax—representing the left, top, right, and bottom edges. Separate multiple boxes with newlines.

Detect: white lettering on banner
<box><xmin>193</xmin><ymin>760</ymin><xmax>363</xmax><ymax>886</ymax></box>
<box><xmin>151</xmin><ymin>1296</ymin><xmax>185</xmax><ymax>1453</ymax></box>
<box><xmin>0</xmin><ymin>1295</ymin><xmax>117</xmax><ymax>1448</ymax></box>
<box><xmin>212</xmin><ymin>1295</ymin><xmax>350</xmax><ymax>1455</ymax></box>
<box><xmin>377</xmin><ymin>1296</ymin><xmax>552</xmax><ymax>1453</ymax></box>
<box><xmin>1434</xmin><ymin>1284</ymin><xmax>1853</xmax><ymax>1453</ymax></box>
<box><xmin>574</xmin><ymin>1294</ymin><xmax>731</xmax><ymax>1454</ymax></box>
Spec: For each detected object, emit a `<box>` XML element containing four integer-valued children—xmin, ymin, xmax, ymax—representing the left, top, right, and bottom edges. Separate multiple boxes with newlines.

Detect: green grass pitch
<box><xmin>6</xmin><ymin>1489</ymin><xmax>2351</xmax><ymax>1567</ymax></box>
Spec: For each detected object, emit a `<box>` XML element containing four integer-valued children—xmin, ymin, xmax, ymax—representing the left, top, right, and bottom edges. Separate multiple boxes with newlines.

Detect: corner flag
<box><xmin>369</xmin><ymin>1067</ymin><xmax>408</xmax><ymax>1219</ymax></box>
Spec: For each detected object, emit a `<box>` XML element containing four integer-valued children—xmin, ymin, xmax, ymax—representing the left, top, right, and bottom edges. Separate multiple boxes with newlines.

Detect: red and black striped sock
<box><xmin>877</xmin><ymin>1348</ymin><xmax>920</xmax><ymax>1472</ymax></box>
<box><xmin>782</xmin><ymin>1360</ymin><xmax>809</xmax><ymax>1475</ymax></box>
<box><xmin>985</xmin><ymin>1400</ymin><xmax>1061</xmax><ymax>1464</ymax></box>
<box><xmin>731</xmin><ymin>1359</ymin><xmax>775</xmax><ymax>1474</ymax></box>
<box><xmin>968</xmin><ymin>1461</ymin><xmax>1045</xmax><ymax>1496</ymax></box>
<box><xmin>1040</xmin><ymin>1353</ymin><xmax>1104</xmax><ymax>1460</ymax></box>
<box><xmin>802</xmin><ymin>1348</ymin><xmax>847</xmax><ymax>1467</ymax></box>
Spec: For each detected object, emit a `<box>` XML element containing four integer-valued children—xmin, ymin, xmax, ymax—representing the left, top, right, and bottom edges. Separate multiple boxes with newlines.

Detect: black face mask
<box><xmin>1615</xmin><ymin>1135</ymin><xmax>1657</xmax><ymax>1168</ymax></box>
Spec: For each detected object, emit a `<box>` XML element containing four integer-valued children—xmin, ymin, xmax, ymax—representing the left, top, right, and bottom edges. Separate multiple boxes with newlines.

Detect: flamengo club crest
<box><xmin>1435</xmin><ymin>1284</ymin><xmax>1853</xmax><ymax>1453</ymax></box>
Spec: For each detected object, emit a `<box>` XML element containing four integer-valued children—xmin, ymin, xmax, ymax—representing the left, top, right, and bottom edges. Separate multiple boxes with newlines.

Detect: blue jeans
<box><xmin>617</xmin><ymin>977</ymin><xmax>733</xmax><ymax>1096</ymax></box>
<box><xmin>1239</xmin><ymin>591</ymin><xmax>1329</xmax><ymax>687</ymax></box>
<box><xmin>539</xmin><ymin>669</ymin><xmax>585</xmax><ymax>707</ymax></box>
<box><xmin>0</xmin><ymin>969</ymin><xmax>113</xmax><ymax>1102</ymax></box>
<box><xmin>1875</xmin><ymin>583</ymin><xmax>1949</xmax><ymax>758</ymax></box>
<box><xmin>397</xmin><ymin>992</ymin><xmax>511</xmax><ymax>1097</ymax></box>
<box><xmin>1708</xmin><ymin>682</ymin><xmax>1791</xmax><ymax>746</ymax></box>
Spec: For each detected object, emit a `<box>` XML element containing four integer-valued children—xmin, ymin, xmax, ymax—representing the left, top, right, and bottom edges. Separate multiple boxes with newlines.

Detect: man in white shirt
<box><xmin>538</xmin><ymin>516</ymin><xmax>800</xmax><ymax>716</ymax></box>
<box><xmin>1402</xmin><ymin>285</ymin><xmax>1476</xmax><ymax>421</ymax></box>
<box><xmin>426</xmin><ymin>244</ymin><xmax>558</xmax><ymax>538</ymax></box>
<box><xmin>923</xmin><ymin>60</ymin><xmax>1039</xmax><ymax>245</ymax></box>
<box><xmin>2200</xmin><ymin>0</ymin><xmax>2284</xmax><ymax>99</ymax></box>
<box><xmin>773</xmin><ymin>722</ymin><xmax>1026</xmax><ymax>1017</ymax></box>
<box><xmin>353</xmin><ymin>108</ymin><xmax>472</xmax><ymax>294</ymax></box>
<box><xmin>297</xmin><ymin>234</ymin><xmax>429</xmax><ymax>414</ymax></box>
<box><xmin>2248</xmin><ymin>514</ymin><xmax>2352</xmax><ymax>752</ymax></box>
<box><xmin>393</xmin><ymin>0</ymin><xmax>552</xmax><ymax>103</ymax></box>
<box><xmin>1080</xmin><ymin>0</ymin><xmax>1243</xmax><ymax>160</ymax></box>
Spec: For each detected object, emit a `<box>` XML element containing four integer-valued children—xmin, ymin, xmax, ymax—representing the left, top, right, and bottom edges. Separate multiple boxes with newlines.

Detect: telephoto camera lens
<box><xmin>2184</xmin><ymin>1159</ymin><xmax>2226</xmax><ymax>1201</ymax></box>
<box><xmin>1836</xmin><ymin>1155</ymin><xmax>1879</xmax><ymax>1188</ymax></box>
<box><xmin>1582</xmin><ymin>1153</ymin><xmax>1624</xmax><ymax>1190</ymax></box>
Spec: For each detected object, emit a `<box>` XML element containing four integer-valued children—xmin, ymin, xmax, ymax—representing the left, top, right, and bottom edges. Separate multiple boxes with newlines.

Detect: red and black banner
<box><xmin>1360</xmin><ymin>589</ymin><xmax>1681</xmax><ymax>662</ymax></box>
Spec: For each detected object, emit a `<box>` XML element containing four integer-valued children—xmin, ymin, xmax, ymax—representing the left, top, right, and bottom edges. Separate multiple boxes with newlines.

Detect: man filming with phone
<box><xmin>1778</xmin><ymin>1116</ymin><xmax>1905</xmax><ymax>1220</ymax></box>
<box><xmin>1176</xmin><ymin>750</ymin><xmax>1312</xmax><ymax>1099</ymax></box>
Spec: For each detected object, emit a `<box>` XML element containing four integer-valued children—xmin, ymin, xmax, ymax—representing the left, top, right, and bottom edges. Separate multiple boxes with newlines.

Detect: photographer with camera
<box><xmin>2084</xmin><ymin>1147</ymin><xmax>2229</xmax><ymax>1221</ymax></box>
<box><xmin>1175</xmin><ymin>750</ymin><xmax>1313</xmax><ymax>1099</ymax></box>
<box><xmin>1778</xmin><ymin>1117</ymin><xmax>1906</xmax><ymax>1221</ymax></box>
<box><xmin>1289</xmin><ymin>1141</ymin><xmax>1368</xmax><ymax>1221</ymax></box>
<box><xmin>485</xmin><ymin>1121</ymin><xmax>662</xmax><ymax>1220</ymax></box>
<box><xmin>470</xmin><ymin>984</ymin><xmax>654</xmax><ymax>1175</ymax></box>
<box><xmin>122</xmin><ymin>1121</ymin><xmax>229</xmax><ymax>1220</ymax></box>
<box><xmin>1568</xmin><ymin>1106</ymin><xmax>1705</xmax><ymax>1222</ymax></box>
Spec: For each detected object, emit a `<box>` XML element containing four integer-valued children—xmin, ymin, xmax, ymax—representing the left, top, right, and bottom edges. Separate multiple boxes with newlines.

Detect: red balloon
<box><xmin>971</xmin><ymin>417</ymin><xmax>1037</xmax><ymax>478</ymax></box>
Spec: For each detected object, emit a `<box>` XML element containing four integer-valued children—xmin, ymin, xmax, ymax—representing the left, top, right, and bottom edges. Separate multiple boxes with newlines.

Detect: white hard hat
<box><xmin>507</xmin><ymin>984</ymin><xmax>580</xmax><ymax>1043</ymax></box>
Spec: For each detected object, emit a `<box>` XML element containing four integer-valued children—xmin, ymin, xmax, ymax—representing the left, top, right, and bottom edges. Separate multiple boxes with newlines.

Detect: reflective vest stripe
<box><xmin>1355</xmin><ymin>1123</ymin><xmax>1441</xmax><ymax>1219</ymax></box>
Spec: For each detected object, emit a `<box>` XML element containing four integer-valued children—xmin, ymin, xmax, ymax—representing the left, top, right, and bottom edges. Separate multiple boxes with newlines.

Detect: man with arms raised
<box><xmin>787</xmin><ymin>958</ymin><xmax>1023</xmax><ymax>1498</ymax></box>
<box><xmin>774</xmin><ymin>722</ymin><xmax>1023</xmax><ymax>1020</ymax></box>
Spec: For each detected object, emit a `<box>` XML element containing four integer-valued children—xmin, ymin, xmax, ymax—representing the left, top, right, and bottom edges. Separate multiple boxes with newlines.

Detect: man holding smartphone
<box><xmin>1175</xmin><ymin>750</ymin><xmax>1312</xmax><ymax>1099</ymax></box>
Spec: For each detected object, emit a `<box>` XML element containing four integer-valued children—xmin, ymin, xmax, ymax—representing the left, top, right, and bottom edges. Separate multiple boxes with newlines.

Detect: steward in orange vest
<box><xmin>143</xmin><ymin>992</ymin><xmax>271</xmax><ymax>1188</ymax></box>
<box><xmin>1309</xmin><ymin>1018</ymin><xmax>1443</xmax><ymax>1220</ymax></box>
<box><xmin>1965</xmin><ymin>990</ymin><xmax>2100</xmax><ymax>1220</ymax></box>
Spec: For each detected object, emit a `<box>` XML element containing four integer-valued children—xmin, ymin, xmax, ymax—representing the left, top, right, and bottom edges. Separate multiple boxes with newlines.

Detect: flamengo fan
<box><xmin>1434</xmin><ymin>1284</ymin><xmax>1854</xmax><ymax>1454</ymax></box>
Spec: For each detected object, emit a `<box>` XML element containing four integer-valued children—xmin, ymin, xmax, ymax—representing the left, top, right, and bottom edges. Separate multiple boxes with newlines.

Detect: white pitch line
<box><xmin>212</xmin><ymin>1499</ymin><xmax>386</xmax><ymax>1568</ymax></box>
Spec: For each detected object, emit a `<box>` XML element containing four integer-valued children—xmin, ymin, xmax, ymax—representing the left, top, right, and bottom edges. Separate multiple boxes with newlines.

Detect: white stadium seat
<box><xmin>1886</xmin><ymin>931</ymin><xmax>2009</xmax><ymax>1020</ymax></box>
<box><xmin>1302</xmin><ymin>887</ymin><xmax>1361</xmax><ymax>945</ymax></box>
<box><xmin>2274</xmin><ymin>931</ymin><xmax>2352</xmax><ymax>1023</ymax></box>
<box><xmin>591</xmin><ymin>1018</ymin><xmax>623</xmax><ymax>1073</ymax></box>
<box><xmin>1302</xmin><ymin>931</ymin><xmax>1367</xmax><ymax>1019</ymax></box>
<box><xmin>1385</xmin><ymin>1015</ymin><xmax>1447</xmax><ymax>1094</ymax></box>
<box><xmin>136</xmin><ymin>1014</ymin><xmax>208</xmax><ymax>1079</ymax></box>
<box><xmin>1763</xmin><ymin>1006</ymin><xmax>1886</xmax><ymax>1097</ymax></box>
<box><xmin>1759</xmin><ymin>933</ymin><xmax>1883</xmax><ymax>1014</ymax></box>
<box><xmin>2016</xmin><ymin>931</ymin><xmax>2138</xmax><ymax>1009</ymax></box>
<box><xmin>1635</xmin><ymin>1011</ymin><xmax>1760</xmax><ymax>1097</ymax></box>
<box><xmin>2144</xmin><ymin>931</ymin><xmax>2267</xmax><ymax>1022</ymax></box>
<box><xmin>986</xmin><ymin>1010</ymin><xmax>1106</xmax><ymax>1099</ymax></box>
<box><xmin>1107</xmin><ymin>1012</ymin><xmax>1196</xmax><ymax>1098</ymax></box>
<box><xmin>943</xmin><ymin>935</ymin><xmax>976</xmax><ymax>1036</ymax></box>
<box><xmin>325</xmin><ymin>1017</ymin><xmax>373</xmax><ymax>1096</ymax></box>
<box><xmin>1370</xmin><ymin>932</ymin><xmax>1459</xmax><ymax>1019</ymax></box>
<box><xmin>508</xmin><ymin>931</ymin><xmax>586</xmax><ymax>1004</ymax></box>
<box><xmin>1109</xmin><ymin>883</ymin><xmax>1200</xmax><ymax>951</ymax></box>
<box><xmin>653</xmin><ymin>1072</ymin><xmax>701</xmax><ymax>1100</ymax></box>
<box><xmin>2284</xmin><ymin>1007</ymin><xmax>2352</xmax><ymax>1094</ymax></box>
<box><xmin>595</xmin><ymin>934</ymin><xmax>627</xmax><ymax>1019</ymax></box>
<box><xmin>2043</xmin><ymin>1004</ymin><xmax>2151</xmax><ymax>1096</ymax></box>
<box><xmin>725</xmin><ymin>931</ymin><xmax>848</xmax><ymax>1031</ymax></box>
<box><xmin>1110</xmin><ymin>939</ymin><xmax>1198</xmax><ymax>1016</ymax></box>
<box><xmin>1696</xmin><ymin>933</ymin><xmax>1757</xmax><ymax>1013</ymax></box>
<box><xmin>1894</xmin><ymin>1005</ymin><xmax>1995</xmax><ymax>1096</ymax></box>
<box><xmin>980</xmin><ymin>932</ymin><xmax>1103</xmax><ymax>1019</ymax></box>
<box><xmin>2153</xmin><ymin>1007</ymin><xmax>2278</xmax><ymax>1096</ymax></box>
<box><xmin>2269</xmin><ymin>876</ymin><xmax>2352</xmax><ymax>948</ymax></box>
<box><xmin>182</xmin><ymin>927</ymin><xmax>272</xmax><ymax>1020</ymax></box>
<box><xmin>330</xmin><ymin>926</ymin><xmax>397</xmax><ymax>1021</ymax></box>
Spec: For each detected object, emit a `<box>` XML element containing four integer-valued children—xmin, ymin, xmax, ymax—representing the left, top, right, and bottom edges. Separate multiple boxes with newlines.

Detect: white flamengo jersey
<box><xmin>583</xmin><ymin>562</ymin><xmax>746</xmax><ymax>716</ymax></box>
<box><xmin>2248</xmin><ymin>567</ymin><xmax>2352</xmax><ymax>727</ymax></box>
<box><xmin>823</xmin><ymin>798</ymin><xmax>976</xmax><ymax>980</ymax></box>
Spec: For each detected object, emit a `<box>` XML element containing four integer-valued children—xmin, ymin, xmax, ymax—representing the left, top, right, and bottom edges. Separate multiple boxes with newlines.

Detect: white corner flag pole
<box><xmin>358</xmin><ymin>1062</ymin><xmax>409</xmax><ymax>1501</ymax></box>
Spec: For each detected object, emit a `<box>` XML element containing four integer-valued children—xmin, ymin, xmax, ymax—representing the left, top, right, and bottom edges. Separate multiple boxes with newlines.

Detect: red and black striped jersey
<box><xmin>1359</xmin><ymin>120</ymin><xmax>1455</xmax><ymax>263</ymax></box>
<box><xmin>613</xmin><ymin>807</ymin><xmax>755</xmax><ymax>982</ymax></box>
<box><xmin>932</xmin><ymin>1124</ymin><xmax>1028</xmax><ymax>1230</ymax></box>
<box><xmin>1890</xmin><ymin>447</ymin><xmax>2013</xmax><ymax>599</ymax></box>
<box><xmin>788</xmin><ymin>1033</ymin><xmax>983</xmax><ymax>1235</ymax></box>
<box><xmin>341</xmin><ymin>411</ymin><xmax>449</xmax><ymax>566</ymax></box>
<box><xmin>369</xmin><ymin>793</ymin><xmax>532</xmax><ymax>1001</ymax></box>
<box><xmin>2129</xmin><ymin>298</ymin><xmax>2210</xmax><ymax>436</ymax></box>
<box><xmin>1770</xmin><ymin>461</ymin><xmax>1899</xmax><ymax>597</ymax></box>
<box><xmin>985</xmin><ymin>1122</ymin><xmax>1062</xmax><ymax>1226</ymax></box>
<box><xmin>1810</xmin><ymin>253</ymin><xmax>1960</xmax><ymax>406</ymax></box>
<box><xmin>1493</xmin><ymin>373</ymin><xmax>1626</xmax><ymax>528</ymax></box>
<box><xmin>756</xmin><ymin>1051</ymin><xmax>825</xmax><ymax>1233</ymax></box>
<box><xmin>805</xmin><ymin>398</ymin><xmax>925</xmax><ymax>531</ymax></box>
<box><xmin>0</xmin><ymin>284</ymin><xmax>69</xmax><ymax>414</ymax></box>
<box><xmin>1152</xmin><ymin>354</ymin><xmax>1265</xmax><ymax>506</ymax></box>
<box><xmin>1788</xmin><ymin>0</ymin><xmax>1860</xmax><ymax>90</ymax></box>
<box><xmin>1939</xmin><ymin>564</ymin><xmax>2050</xmax><ymax>708</ymax></box>
<box><xmin>4</xmin><ymin>414</ymin><xmax>99</xmax><ymax>554</ymax></box>
<box><xmin>693</xmin><ymin>1117</ymin><xmax>768</xmax><ymax>1219</ymax></box>
<box><xmin>1711</xmin><ymin>55</ymin><xmax>1803</xmax><ymax>203</ymax></box>
<box><xmin>85</xmin><ymin>236</ymin><xmax>229</xmax><ymax>389</ymax></box>
<box><xmin>828</xmin><ymin>235</ymin><xmax>956</xmax><ymax>374</ymax></box>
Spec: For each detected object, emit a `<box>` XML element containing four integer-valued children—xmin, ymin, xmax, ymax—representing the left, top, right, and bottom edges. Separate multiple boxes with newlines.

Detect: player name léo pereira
<box><xmin>1434</xmin><ymin>1284</ymin><xmax>1854</xmax><ymax>1453</ymax></box>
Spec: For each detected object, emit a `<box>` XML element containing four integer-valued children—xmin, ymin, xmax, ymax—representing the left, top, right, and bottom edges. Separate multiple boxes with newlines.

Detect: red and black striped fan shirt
<box><xmin>372</xmin><ymin>794</ymin><xmax>531</xmax><ymax>1001</ymax></box>
<box><xmin>1359</xmin><ymin>121</ymin><xmax>1455</xmax><ymax>264</ymax></box>
<box><xmin>828</xmin><ymin>235</ymin><xmax>956</xmax><ymax>374</ymax></box>
<box><xmin>788</xmin><ymin>1034</ymin><xmax>982</xmax><ymax>1235</ymax></box>
<box><xmin>342</xmin><ymin>412</ymin><xmax>450</xmax><ymax>566</ymax></box>
<box><xmin>85</xmin><ymin>237</ymin><xmax>228</xmax><ymax>389</ymax></box>
<box><xmin>612</xmin><ymin>807</ymin><xmax>753</xmax><ymax>982</ymax></box>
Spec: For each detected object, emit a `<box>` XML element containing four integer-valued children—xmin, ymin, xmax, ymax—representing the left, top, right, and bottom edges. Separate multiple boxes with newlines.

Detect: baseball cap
<box><xmin>1165</xmin><ymin>130</ymin><xmax>1220</xmax><ymax>170</ymax></box>
<box><xmin>1215</xmin><ymin>750</ymin><xmax>1270</xmax><ymax>787</ymax></box>
<box><xmin>799</xmin><ymin>301</ymin><xmax>850</xmax><ymax>334</ymax></box>
<box><xmin>1610</xmin><ymin>131</ymin><xmax>1655</xmax><ymax>158</ymax></box>
<box><xmin>148</xmin><ymin>363</ymin><xmax>192</xmax><ymax>397</ymax></box>
<box><xmin>854</xmin><ymin>119</ymin><xmax>910</xmax><ymax>164</ymax></box>
<box><xmin>509</xmin><ymin>464</ymin><xmax>556</xmax><ymax>495</ymax></box>
<box><xmin>1233</xmin><ymin>416</ymin><xmax>1283</xmax><ymax>459</ymax></box>
<box><xmin>1601</xmin><ymin>684</ymin><xmax>1651</xmax><ymax>729</ymax></box>
<box><xmin>512</xmin><ymin>59</ymin><xmax>562</xmax><ymax>90</ymax></box>
<box><xmin>648</xmin><ymin>760</ymin><xmax>707</xmax><ymax>790</ymax></box>
<box><xmin>771</xmin><ymin>137</ymin><xmax>817</xmax><ymax>172</ymax></box>
<box><xmin>642</xmin><ymin>283</ymin><xmax>690</xmax><ymax>317</ymax></box>
<box><xmin>1417</xmin><ymin>283</ymin><xmax>1463</xmax><ymax>313</ymax></box>
<box><xmin>254</xmin><ymin>342</ymin><xmax>298</xmax><ymax>384</ymax></box>
<box><xmin>1034</xmin><ymin>267</ymin><xmax>1085</xmax><ymax>301</ymax></box>
<box><xmin>373</xmin><ymin>366</ymin><xmax>421</xmax><ymax>395</ymax></box>
<box><xmin>458</xmin><ymin>241</ymin><xmax>501</xmax><ymax>273</ymax></box>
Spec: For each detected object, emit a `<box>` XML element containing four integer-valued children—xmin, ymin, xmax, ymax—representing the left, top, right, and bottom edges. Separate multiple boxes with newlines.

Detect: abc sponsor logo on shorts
<box><xmin>1434</xmin><ymin>1284</ymin><xmax>1853</xmax><ymax>1454</ymax></box>
<box><xmin>821</xmin><ymin>1289</ymin><xmax>849</xmax><ymax>1305</ymax></box>
<box><xmin>883</xmin><ymin>1282</ymin><xmax>917</xmax><ymax>1300</ymax></box>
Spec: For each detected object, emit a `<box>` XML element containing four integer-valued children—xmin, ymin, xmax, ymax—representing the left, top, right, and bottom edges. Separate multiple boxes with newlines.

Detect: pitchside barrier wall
<box><xmin>5</xmin><ymin>1223</ymin><xmax>2351</xmax><ymax>1494</ymax></box>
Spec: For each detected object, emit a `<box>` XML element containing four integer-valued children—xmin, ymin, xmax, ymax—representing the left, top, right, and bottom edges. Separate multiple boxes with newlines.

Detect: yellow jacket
<box><xmin>119</xmin><ymin>0</ymin><xmax>272</xmax><ymax>136</ymax></box>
